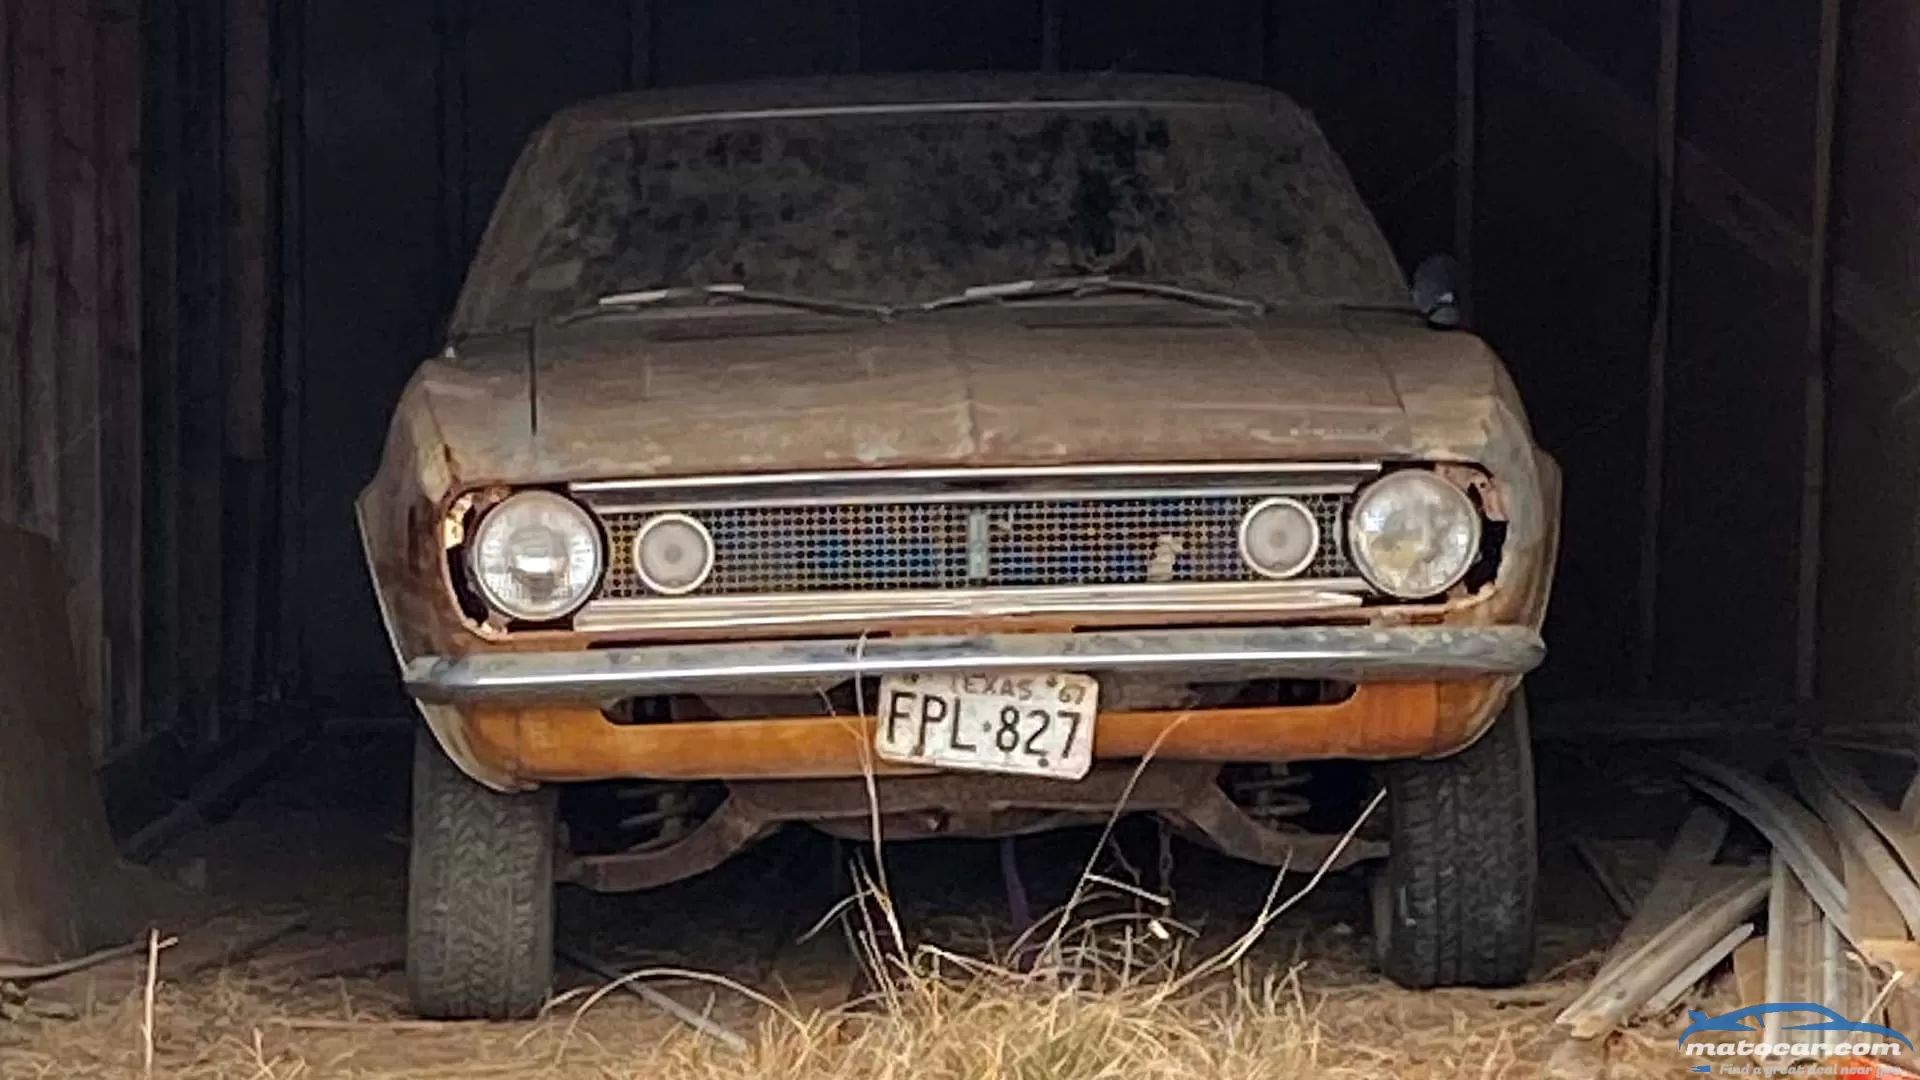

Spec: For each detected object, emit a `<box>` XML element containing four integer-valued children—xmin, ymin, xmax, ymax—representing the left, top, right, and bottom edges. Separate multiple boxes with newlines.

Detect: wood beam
<box><xmin>98</xmin><ymin>0</ymin><xmax>144</xmax><ymax>749</ymax></box>
<box><xmin>223</xmin><ymin>0</ymin><xmax>273</xmax><ymax>739</ymax></box>
<box><xmin>54</xmin><ymin>0</ymin><xmax>105</xmax><ymax>744</ymax></box>
<box><xmin>1796</xmin><ymin>0</ymin><xmax>1844</xmax><ymax>700</ymax></box>
<box><xmin>1634</xmin><ymin>0</ymin><xmax>1681</xmax><ymax>693</ymax></box>
<box><xmin>15</xmin><ymin>0</ymin><xmax>59</xmax><ymax>538</ymax></box>
<box><xmin>142</xmin><ymin>0</ymin><xmax>184</xmax><ymax>744</ymax></box>
<box><xmin>1453</xmin><ymin>0</ymin><xmax>1478</xmax><ymax>302</ymax></box>
<box><xmin>0</xmin><ymin>0</ymin><xmax>17</xmax><ymax>524</ymax></box>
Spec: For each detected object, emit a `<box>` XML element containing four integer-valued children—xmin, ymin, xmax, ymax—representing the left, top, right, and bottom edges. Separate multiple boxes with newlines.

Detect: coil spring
<box><xmin>1228</xmin><ymin>765</ymin><xmax>1311</xmax><ymax>827</ymax></box>
<box><xmin>612</xmin><ymin>782</ymin><xmax>701</xmax><ymax>853</ymax></box>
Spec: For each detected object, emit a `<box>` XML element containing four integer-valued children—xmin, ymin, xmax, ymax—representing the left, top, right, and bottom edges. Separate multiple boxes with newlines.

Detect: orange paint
<box><xmin>457</xmin><ymin>678</ymin><xmax>1508</xmax><ymax>784</ymax></box>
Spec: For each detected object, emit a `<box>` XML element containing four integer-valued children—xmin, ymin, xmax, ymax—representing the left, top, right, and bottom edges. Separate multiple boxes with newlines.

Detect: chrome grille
<box><xmin>599</xmin><ymin>493</ymin><xmax>1353</xmax><ymax>598</ymax></box>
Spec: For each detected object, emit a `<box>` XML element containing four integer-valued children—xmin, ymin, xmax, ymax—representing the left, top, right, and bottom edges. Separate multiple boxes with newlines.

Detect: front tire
<box><xmin>406</xmin><ymin>727</ymin><xmax>557</xmax><ymax>1019</ymax></box>
<box><xmin>1372</xmin><ymin>691</ymin><xmax>1536</xmax><ymax>988</ymax></box>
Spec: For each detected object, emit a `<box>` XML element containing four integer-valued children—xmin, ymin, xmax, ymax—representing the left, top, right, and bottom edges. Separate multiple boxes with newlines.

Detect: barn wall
<box><xmin>1472</xmin><ymin>0</ymin><xmax>1920</xmax><ymax>714</ymax></box>
<box><xmin>1818</xmin><ymin>0</ymin><xmax>1920</xmax><ymax>723</ymax></box>
<box><xmin>0</xmin><ymin>0</ymin><xmax>285</xmax><ymax>828</ymax></box>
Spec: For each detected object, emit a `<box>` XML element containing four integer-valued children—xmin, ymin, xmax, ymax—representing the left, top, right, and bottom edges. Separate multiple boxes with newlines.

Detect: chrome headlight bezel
<box><xmin>632</xmin><ymin>512</ymin><xmax>717</xmax><ymax>596</ymax></box>
<box><xmin>467</xmin><ymin>490</ymin><xmax>605</xmax><ymax>621</ymax></box>
<box><xmin>1346</xmin><ymin>469</ymin><xmax>1483</xmax><ymax>599</ymax></box>
<box><xmin>1236</xmin><ymin>496</ymin><xmax>1322</xmax><ymax>580</ymax></box>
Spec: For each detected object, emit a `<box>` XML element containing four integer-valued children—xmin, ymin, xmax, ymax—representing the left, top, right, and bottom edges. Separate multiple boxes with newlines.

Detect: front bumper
<box><xmin>404</xmin><ymin>625</ymin><xmax>1545</xmax><ymax>705</ymax></box>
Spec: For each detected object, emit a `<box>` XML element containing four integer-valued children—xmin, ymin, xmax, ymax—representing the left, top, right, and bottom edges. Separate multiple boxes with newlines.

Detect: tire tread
<box><xmin>1376</xmin><ymin>695</ymin><xmax>1536</xmax><ymax>988</ymax></box>
<box><xmin>406</xmin><ymin>728</ymin><xmax>556</xmax><ymax>1019</ymax></box>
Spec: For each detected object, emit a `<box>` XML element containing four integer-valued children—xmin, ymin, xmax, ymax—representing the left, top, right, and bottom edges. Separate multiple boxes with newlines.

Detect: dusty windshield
<box><xmin>451</xmin><ymin>102</ymin><xmax>1407</xmax><ymax>334</ymax></box>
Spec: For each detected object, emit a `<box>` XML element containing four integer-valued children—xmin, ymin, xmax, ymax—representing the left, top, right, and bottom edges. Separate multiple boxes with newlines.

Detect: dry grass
<box><xmin>4</xmin><ymin>942</ymin><xmax>1583</xmax><ymax>1080</ymax></box>
<box><xmin>2</xmin><ymin>834</ymin><xmax>1690</xmax><ymax>1079</ymax></box>
<box><xmin>1</xmin><ymin>745</ymin><xmax>1700</xmax><ymax>1079</ymax></box>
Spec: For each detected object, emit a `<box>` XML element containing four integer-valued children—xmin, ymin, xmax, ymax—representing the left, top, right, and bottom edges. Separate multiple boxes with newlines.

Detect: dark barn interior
<box><xmin>2</xmin><ymin>0</ymin><xmax>1918</xmax><ymax>1074</ymax></box>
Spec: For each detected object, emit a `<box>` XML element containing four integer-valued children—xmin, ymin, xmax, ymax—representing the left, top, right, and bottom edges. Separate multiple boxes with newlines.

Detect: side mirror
<box><xmin>1411</xmin><ymin>254</ymin><xmax>1467</xmax><ymax>330</ymax></box>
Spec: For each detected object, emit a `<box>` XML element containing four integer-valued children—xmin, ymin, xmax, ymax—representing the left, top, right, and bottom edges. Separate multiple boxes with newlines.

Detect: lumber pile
<box><xmin>1556</xmin><ymin>748</ymin><xmax>1920</xmax><ymax>1073</ymax></box>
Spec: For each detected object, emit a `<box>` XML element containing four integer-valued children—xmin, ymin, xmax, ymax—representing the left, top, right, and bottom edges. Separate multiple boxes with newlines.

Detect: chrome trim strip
<box><xmin>570</xmin><ymin>462</ymin><xmax>1382</xmax><ymax>495</ymax></box>
<box><xmin>585</xmin><ymin>484</ymin><xmax>1359</xmax><ymax>515</ymax></box>
<box><xmin>405</xmin><ymin>625</ymin><xmax>1546</xmax><ymax>704</ymax></box>
<box><xmin>573</xmin><ymin>580</ymin><xmax>1369</xmax><ymax>633</ymax></box>
<box><xmin>568</xmin><ymin>584</ymin><xmax>1367</xmax><ymax>634</ymax></box>
<box><xmin>594</xmin><ymin>99</ymin><xmax>1249</xmax><ymax>132</ymax></box>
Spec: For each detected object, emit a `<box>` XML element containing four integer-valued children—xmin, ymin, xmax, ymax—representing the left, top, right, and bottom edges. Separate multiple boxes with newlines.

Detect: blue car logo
<box><xmin>1678</xmin><ymin>1003</ymin><xmax>1912</xmax><ymax>1048</ymax></box>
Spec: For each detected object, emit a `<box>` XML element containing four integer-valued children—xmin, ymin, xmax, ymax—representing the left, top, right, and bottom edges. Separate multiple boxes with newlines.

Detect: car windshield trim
<box><xmin>555</xmin><ymin>283</ymin><xmax>893</xmax><ymax>325</ymax></box>
<box><xmin>584</xmin><ymin>99</ymin><xmax>1245</xmax><ymax>133</ymax></box>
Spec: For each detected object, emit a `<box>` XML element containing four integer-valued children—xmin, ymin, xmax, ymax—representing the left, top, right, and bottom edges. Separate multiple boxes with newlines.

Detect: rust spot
<box><xmin>452</xmin><ymin>679</ymin><xmax>1501</xmax><ymax>784</ymax></box>
<box><xmin>441</xmin><ymin>491</ymin><xmax>476</xmax><ymax>549</ymax></box>
<box><xmin>1435</xmin><ymin>462</ymin><xmax>1507</xmax><ymax>521</ymax></box>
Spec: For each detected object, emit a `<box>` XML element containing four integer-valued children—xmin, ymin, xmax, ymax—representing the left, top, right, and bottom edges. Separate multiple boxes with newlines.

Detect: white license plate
<box><xmin>874</xmin><ymin>671</ymin><xmax>1099</xmax><ymax>780</ymax></box>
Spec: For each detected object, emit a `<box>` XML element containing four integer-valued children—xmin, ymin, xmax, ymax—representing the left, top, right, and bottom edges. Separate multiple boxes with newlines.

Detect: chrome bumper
<box><xmin>404</xmin><ymin>625</ymin><xmax>1544</xmax><ymax>705</ymax></box>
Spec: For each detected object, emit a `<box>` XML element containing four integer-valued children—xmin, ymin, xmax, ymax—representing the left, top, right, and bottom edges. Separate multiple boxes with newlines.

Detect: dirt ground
<box><xmin>0</xmin><ymin>728</ymin><xmax>1716</xmax><ymax>1078</ymax></box>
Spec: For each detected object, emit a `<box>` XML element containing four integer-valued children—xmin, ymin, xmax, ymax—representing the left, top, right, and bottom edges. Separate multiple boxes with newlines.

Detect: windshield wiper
<box><xmin>918</xmin><ymin>275</ymin><xmax>1264</xmax><ymax>314</ymax></box>
<box><xmin>556</xmin><ymin>284</ymin><xmax>893</xmax><ymax>325</ymax></box>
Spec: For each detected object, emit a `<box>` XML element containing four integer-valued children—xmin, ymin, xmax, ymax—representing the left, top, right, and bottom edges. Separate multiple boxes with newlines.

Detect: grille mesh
<box><xmin>600</xmin><ymin>493</ymin><xmax>1353</xmax><ymax>598</ymax></box>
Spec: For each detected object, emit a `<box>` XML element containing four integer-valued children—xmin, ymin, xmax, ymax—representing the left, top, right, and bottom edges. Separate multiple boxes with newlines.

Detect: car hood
<box><xmin>417</xmin><ymin>309</ymin><xmax>1531</xmax><ymax>483</ymax></box>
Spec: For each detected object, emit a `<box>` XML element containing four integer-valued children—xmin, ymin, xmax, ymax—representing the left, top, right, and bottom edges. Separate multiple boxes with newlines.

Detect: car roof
<box><xmin>544</xmin><ymin>72</ymin><xmax>1311</xmax><ymax>134</ymax></box>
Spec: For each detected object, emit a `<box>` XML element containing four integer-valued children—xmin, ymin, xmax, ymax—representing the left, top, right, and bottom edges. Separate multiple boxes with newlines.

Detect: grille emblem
<box><xmin>1146</xmin><ymin>534</ymin><xmax>1188</xmax><ymax>583</ymax></box>
<box><xmin>966</xmin><ymin>510</ymin><xmax>992</xmax><ymax>582</ymax></box>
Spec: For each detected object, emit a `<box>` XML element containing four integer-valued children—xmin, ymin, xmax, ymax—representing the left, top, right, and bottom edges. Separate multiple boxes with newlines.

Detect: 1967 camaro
<box><xmin>359</xmin><ymin>74</ymin><xmax>1560</xmax><ymax>1019</ymax></box>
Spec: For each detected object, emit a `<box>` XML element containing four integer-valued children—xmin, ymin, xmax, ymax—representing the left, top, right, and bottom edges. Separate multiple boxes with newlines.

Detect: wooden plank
<box><xmin>1452</xmin><ymin>0</ymin><xmax>1476</xmax><ymax>302</ymax></box>
<box><xmin>1639</xmin><ymin>922</ymin><xmax>1751</xmax><ymax>1018</ymax></box>
<box><xmin>53</xmin><ymin>0</ymin><xmax>105</xmax><ymax>749</ymax></box>
<box><xmin>1811</xmin><ymin>751</ymin><xmax>1920</xmax><ymax>888</ymax></box>
<box><xmin>224</xmin><ymin>0</ymin><xmax>270</xmax><ymax>462</ymax></box>
<box><xmin>1903</xmin><ymin>768</ymin><xmax>1920</xmax><ymax>834</ymax></box>
<box><xmin>271</xmin><ymin>0</ymin><xmax>306</xmax><ymax>713</ymax></box>
<box><xmin>1557</xmin><ymin>869</ymin><xmax>1767</xmax><ymax>1039</ymax></box>
<box><xmin>15</xmin><ymin>0</ymin><xmax>59</xmax><ymax>538</ymax></box>
<box><xmin>1842</xmin><ymin>832</ymin><xmax>1910</xmax><ymax>943</ymax></box>
<box><xmin>248</xmin><ymin>934</ymin><xmax>405</xmax><ymax>981</ymax></box>
<box><xmin>221</xmin><ymin>0</ymin><xmax>272</xmax><ymax>737</ymax></box>
<box><xmin>1796</xmin><ymin>0</ymin><xmax>1843</xmax><ymax>700</ymax></box>
<box><xmin>435</xmin><ymin>0</ymin><xmax>468</xmax><ymax>314</ymax></box>
<box><xmin>141</xmin><ymin>0</ymin><xmax>183</xmax><ymax>741</ymax></box>
<box><xmin>176</xmin><ymin>0</ymin><xmax>225</xmax><ymax>746</ymax></box>
<box><xmin>1678</xmin><ymin>753</ymin><xmax>1848</xmax><ymax>922</ymax></box>
<box><xmin>96</xmin><ymin>0</ymin><xmax>143</xmax><ymax>751</ymax></box>
<box><xmin>1762</xmin><ymin>854</ymin><xmax>1823</xmax><ymax>1059</ymax></box>
<box><xmin>0</xmin><ymin>0</ymin><xmax>19</xmax><ymax>524</ymax></box>
<box><xmin>1603</xmin><ymin>806</ymin><xmax>1729</xmax><ymax>963</ymax></box>
<box><xmin>1791</xmin><ymin>760</ymin><xmax>1920</xmax><ymax>936</ymax></box>
<box><xmin>1633</xmin><ymin>0</ymin><xmax>1680</xmax><ymax>695</ymax></box>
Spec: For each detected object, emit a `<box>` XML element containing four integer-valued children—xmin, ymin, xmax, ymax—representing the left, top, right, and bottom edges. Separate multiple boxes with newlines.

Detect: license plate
<box><xmin>874</xmin><ymin>671</ymin><xmax>1099</xmax><ymax>780</ymax></box>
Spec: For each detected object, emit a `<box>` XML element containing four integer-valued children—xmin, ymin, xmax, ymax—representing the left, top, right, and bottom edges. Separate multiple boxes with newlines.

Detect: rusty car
<box><xmin>359</xmin><ymin>73</ymin><xmax>1560</xmax><ymax>1019</ymax></box>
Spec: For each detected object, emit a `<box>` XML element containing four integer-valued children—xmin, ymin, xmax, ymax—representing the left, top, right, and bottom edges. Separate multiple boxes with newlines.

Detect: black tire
<box><xmin>1372</xmin><ymin>691</ymin><xmax>1536</xmax><ymax>988</ymax></box>
<box><xmin>407</xmin><ymin>727</ymin><xmax>557</xmax><ymax>1019</ymax></box>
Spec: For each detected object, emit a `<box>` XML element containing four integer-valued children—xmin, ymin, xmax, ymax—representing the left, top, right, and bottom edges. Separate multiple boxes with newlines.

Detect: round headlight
<box><xmin>1238</xmin><ymin>498</ymin><xmax>1321</xmax><ymax>579</ymax></box>
<box><xmin>468</xmin><ymin>491</ymin><xmax>604</xmax><ymax>620</ymax></box>
<box><xmin>1348</xmin><ymin>470</ymin><xmax>1482</xmax><ymax>599</ymax></box>
<box><xmin>633</xmin><ymin>513</ymin><xmax>715</xmax><ymax>595</ymax></box>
